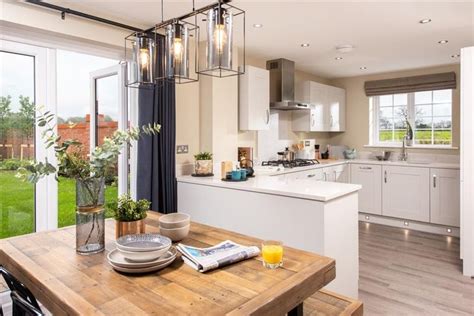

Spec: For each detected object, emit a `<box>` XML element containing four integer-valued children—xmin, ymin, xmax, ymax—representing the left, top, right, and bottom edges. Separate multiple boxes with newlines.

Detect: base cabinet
<box><xmin>430</xmin><ymin>168</ymin><xmax>460</xmax><ymax>227</ymax></box>
<box><xmin>350</xmin><ymin>164</ymin><xmax>382</xmax><ymax>215</ymax></box>
<box><xmin>382</xmin><ymin>166</ymin><xmax>430</xmax><ymax>222</ymax></box>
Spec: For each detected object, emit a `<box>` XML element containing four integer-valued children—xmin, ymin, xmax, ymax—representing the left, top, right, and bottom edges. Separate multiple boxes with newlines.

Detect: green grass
<box><xmin>0</xmin><ymin>171</ymin><xmax>117</xmax><ymax>239</ymax></box>
<box><xmin>379</xmin><ymin>130</ymin><xmax>451</xmax><ymax>145</ymax></box>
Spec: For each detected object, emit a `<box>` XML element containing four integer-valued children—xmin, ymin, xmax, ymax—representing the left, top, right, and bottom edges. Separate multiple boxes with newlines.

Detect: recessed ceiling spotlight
<box><xmin>360</xmin><ymin>66</ymin><xmax>367</xmax><ymax>70</ymax></box>
<box><xmin>419</xmin><ymin>18</ymin><xmax>432</xmax><ymax>24</ymax></box>
<box><xmin>301</xmin><ymin>43</ymin><xmax>310</xmax><ymax>47</ymax></box>
<box><xmin>451</xmin><ymin>54</ymin><xmax>460</xmax><ymax>58</ymax></box>
<box><xmin>253</xmin><ymin>24</ymin><xmax>263</xmax><ymax>28</ymax></box>
<box><xmin>335</xmin><ymin>57</ymin><xmax>343</xmax><ymax>60</ymax></box>
<box><xmin>438</xmin><ymin>40</ymin><xmax>449</xmax><ymax>44</ymax></box>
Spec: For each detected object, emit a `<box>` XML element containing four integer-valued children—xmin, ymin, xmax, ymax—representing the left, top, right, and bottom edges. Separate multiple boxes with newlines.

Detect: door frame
<box><xmin>89</xmin><ymin>63</ymin><xmax>128</xmax><ymax>196</ymax></box>
<box><xmin>0</xmin><ymin>39</ymin><xmax>58</xmax><ymax>232</ymax></box>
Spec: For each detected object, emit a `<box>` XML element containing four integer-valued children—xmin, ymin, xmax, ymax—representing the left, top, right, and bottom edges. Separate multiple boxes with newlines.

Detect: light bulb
<box><xmin>214</xmin><ymin>24</ymin><xmax>227</xmax><ymax>53</ymax></box>
<box><xmin>139</xmin><ymin>48</ymin><xmax>149</xmax><ymax>68</ymax></box>
<box><xmin>173</xmin><ymin>38</ymin><xmax>183</xmax><ymax>61</ymax></box>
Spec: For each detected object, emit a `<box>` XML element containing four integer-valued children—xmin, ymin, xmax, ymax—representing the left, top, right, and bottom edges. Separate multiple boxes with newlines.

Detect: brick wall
<box><xmin>0</xmin><ymin>114</ymin><xmax>117</xmax><ymax>160</ymax></box>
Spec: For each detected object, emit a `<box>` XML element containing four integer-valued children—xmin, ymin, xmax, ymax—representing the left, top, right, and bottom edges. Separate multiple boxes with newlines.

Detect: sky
<box><xmin>0</xmin><ymin>48</ymin><xmax>119</xmax><ymax>121</ymax></box>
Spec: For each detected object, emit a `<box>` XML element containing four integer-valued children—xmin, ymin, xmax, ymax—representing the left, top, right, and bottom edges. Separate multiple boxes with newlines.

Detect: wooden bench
<box><xmin>304</xmin><ymin>289</ymin><xmax>363</xmax><ymax>316</ymax></box>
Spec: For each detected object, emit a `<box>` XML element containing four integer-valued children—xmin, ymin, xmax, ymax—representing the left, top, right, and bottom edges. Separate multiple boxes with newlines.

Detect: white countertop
<box><xmin>177</xmin><ymin>175</ymin><xmax>361</xmax><ymax>202</ymax></box>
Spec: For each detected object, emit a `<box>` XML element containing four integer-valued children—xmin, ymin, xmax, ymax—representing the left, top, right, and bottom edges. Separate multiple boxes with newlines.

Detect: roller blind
<box><xmin>364</xmin><ymin>72</ymin><xmax>456</xmax><ymax>96</ymax></box>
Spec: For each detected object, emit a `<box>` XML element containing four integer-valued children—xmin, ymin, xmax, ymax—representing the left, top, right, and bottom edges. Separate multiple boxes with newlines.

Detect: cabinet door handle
<box><xmin>433</xmin><ymin>174</ymin><xmax>437</xmax><ymax>188</ymax></box>
<box><xmin>324</xmin><ymin>172</ymin><xmax>327</xmax><ymax>181</ymax></box>
<box><xmin>334</xmin><ymin>170</ymin><xmax>337</xmax><ymax>178</ymax></box>
<box><xmin>359</xmin><ymin>166</ymin><xmax>372</xmax><ymax>170</ymax></box>
<box><xmin>384</xmin><ymin>170</ymin><xmax>387</xmax><ymax>183</ymax></box>
<box><xmin>265</xmin><ymin>109</ymin><xmax>270</xmax><ymax>124</ymax></box>
<box><xmin>307</xmin><ymin>174</ymin><xmax>316</xmax><ymax>178</ymax></box>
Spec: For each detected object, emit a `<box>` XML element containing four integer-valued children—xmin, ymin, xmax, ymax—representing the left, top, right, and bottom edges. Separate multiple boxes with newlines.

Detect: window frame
<box><xmin>370</xmin><ymin>90</ymin><xmax>453</xmax><ymax>147</ymax></box>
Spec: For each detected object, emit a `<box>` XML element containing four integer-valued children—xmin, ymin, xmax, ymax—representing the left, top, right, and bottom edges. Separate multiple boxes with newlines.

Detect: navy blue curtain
<box><xmin>136</xmin><ymin>34</ymin><xmax>177</xmax><ymax>214</ymax></box>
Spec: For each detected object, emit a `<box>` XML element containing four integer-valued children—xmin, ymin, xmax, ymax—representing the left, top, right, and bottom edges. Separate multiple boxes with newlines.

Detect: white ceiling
<box><xmin>49</xmin><ymin>0</ymin><xmax>474</xmax><ymax>78</ymax></box>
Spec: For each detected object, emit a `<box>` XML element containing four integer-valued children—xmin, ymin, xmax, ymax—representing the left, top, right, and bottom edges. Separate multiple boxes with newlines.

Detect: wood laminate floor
<box><xmin>353</xmin><ymin>222</ymin><xmax>474</xmax><ymax>316</ymax></box>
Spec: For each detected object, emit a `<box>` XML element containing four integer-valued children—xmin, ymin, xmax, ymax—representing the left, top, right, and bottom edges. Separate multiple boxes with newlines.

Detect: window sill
<box><xmin>364</xmin><ymin>144</ymin><xmax>459</xmax><ymax>150</ymax></box>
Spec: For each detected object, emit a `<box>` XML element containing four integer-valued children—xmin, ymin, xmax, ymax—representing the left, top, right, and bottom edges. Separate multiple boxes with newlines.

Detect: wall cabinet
<box><xmin>292</xmin><ymin>81</ymin><xmax>345</xmax><ymax>132</ymax></box>
<box><xmin>431</xmin><ymin>168</ymin><xmax>460</xmax><ymax>227</ymax></box>
<box><xmin>350</xmin><ymin>164</ymin><xmax>382</xmax><ymax>215</ymax></box>
<box><xmin>239</xmin><ymin>65</ymin><xmax>270</xmax><ymax>131</ymax></box>
<box><xmin>382</xmin><ymin>166</ymin><xmax>430</xmax><ymax>222</ymax></box>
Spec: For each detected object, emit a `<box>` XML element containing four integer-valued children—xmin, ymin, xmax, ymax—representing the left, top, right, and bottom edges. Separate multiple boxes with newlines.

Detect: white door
<box><xmin>90</xmin><ymin>64</ymin><xmax>129</xmax><ymax>196</ymax></box>
<box><xmin>0</xmin><ymin>40</ymin><xmax>56</xmax><ymax>237</ymax></box>
<box><xmin>310</xmin><ymin>82</ymin><xmax>327</xmax><ymax>131</ymax></box>
<box><xmin>350</xmin><ymin>164</ymin><xmax>382</xmax><ymax>215</ymax></box>
<box><xmin>382</xmin><ymin>166</ymin><xmax>430</xmax><ymax>221</ymax></box>
<box><xmin>328</xmin><ymin>87</ymin><xmax>346</xmax><ymax>132</ymax></box>
<box><xmin>431</xmin><ymin>169</ymin><xmax>460</xmax><ymax>227</ymax></box>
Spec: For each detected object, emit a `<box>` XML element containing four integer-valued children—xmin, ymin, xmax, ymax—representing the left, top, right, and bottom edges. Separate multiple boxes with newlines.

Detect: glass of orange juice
<box><xmin>261</xmin><ymin>240</ymin><xmax>283</xmax><ymax>269</ymax></box>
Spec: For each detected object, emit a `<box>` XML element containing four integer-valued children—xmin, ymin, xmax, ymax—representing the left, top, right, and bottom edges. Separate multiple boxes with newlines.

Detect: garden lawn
<box><xmin>0</xmin><ymin>171</ymin><xmax>117</xmax><ymax>239</ymax></box>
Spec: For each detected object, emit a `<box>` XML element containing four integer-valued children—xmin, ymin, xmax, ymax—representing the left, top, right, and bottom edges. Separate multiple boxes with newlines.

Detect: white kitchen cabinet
<box><xmin>430</xmin><ymin>168</ymin><xmax>460</xmax><ymax>227</ymax></box>
<box><xmin>239</xmin><ymin>65</ymin><xmax>270</xmax><ymax>130</ymax></box>
<box><xmin>292</xmin><ymin>81</ymin><xmax>345</xmax><ymax>132</ymax></box>
<box><xmin>350</xmin><ymin>164</ymin><xmax>382</xmax><ymax>215</ymax></box>
<box><xmin>382</xmin><ymin>166</ymin><xmax>430</xmax><ymax>222</ymax></box>
<box><xmin>325</xmin><ymin>164</ymin><xmax>349</xmax><ymax>183</ymax></box>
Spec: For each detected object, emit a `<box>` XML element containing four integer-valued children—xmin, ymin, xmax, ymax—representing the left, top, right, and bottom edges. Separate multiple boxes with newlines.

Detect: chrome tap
<box><xmin>400</xmin><ymin>136</ymin><xmax>408</xmax><ymax>161</ymax></box>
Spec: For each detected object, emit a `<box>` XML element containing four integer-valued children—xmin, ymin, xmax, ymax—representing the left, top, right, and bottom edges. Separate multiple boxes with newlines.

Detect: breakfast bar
<box><xmin>0</xmin><ymin>212</ymin><xmax>337</xmax><ymax>315</ymax></box>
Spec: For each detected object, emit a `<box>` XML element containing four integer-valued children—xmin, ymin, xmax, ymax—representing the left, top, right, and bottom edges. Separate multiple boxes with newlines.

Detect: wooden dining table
<box><xmin>0</xmin><ymin>212</ymin><xmax>336</xmax><ymax>315</ymax></box>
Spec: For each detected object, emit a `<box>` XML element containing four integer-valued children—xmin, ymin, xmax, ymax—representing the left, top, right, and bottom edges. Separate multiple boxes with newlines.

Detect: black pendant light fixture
<box><xmin>197</xmin><ymin>0</ymin><xmax>245</xmax><ymax>78</ymax></box>
<box><xmin>125</xmin><ymin>32</ymin><xmax>156</xmax><ymax>88</ymax></box>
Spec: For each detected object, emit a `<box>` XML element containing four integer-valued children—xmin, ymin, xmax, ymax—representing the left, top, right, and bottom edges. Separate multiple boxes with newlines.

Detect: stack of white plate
<box><xmin>108</xmin><ymin>234</ymin><xmax>175</xmax><ymax>274</ymax></box>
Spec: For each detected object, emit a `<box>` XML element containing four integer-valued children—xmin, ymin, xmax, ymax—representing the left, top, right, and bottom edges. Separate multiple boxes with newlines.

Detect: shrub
<box><xmin>106</xmin><ymin>194</ymin><xmax>150</xmax><ymax>222</ymax></box>
<box><xmin>0</xmin><ymin>159</ymin><xmax>32</xmax><ymax>171</ymax></box>
<box><xmin>194</xmin><ymin>152</ymin><xmax>213</xmax><ymax>160</ymax></box>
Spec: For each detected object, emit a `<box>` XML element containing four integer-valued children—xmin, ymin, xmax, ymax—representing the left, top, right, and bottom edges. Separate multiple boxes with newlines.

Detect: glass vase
<box><xmin>75</xmin><ymin>178</ymin><xmax>105</xmax><ymax>255</ymax></box>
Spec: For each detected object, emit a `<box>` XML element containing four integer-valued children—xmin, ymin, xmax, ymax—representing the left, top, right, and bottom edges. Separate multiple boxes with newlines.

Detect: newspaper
<box><xmin>177</xmin><ymin>240</ymin><xmax>260</xmax><ymax>272</ymax></box>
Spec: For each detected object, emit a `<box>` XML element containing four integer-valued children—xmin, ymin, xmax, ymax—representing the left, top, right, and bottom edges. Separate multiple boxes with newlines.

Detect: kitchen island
<box><xmin>177</xmin><ymin>173</ymin><xmax>361</xmax><ymax>298</ymax></box>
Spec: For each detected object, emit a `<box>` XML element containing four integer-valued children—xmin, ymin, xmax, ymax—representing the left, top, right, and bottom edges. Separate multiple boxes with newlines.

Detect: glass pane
<box><xmin>379</xmin><ymin>118</ymin><xmax>393</xmax><ymax>130</ymax></box>
<box><xmin>415</xmin><ymin>130</ymin><xmax>433</xmax><ymax>145</ymax></box>
<box><xmin>415</xmin><ymin>104</ymin><xmax>432</xmax><ymax>117</ymax></box>
<box><xmin>56</xmin><ymin>50</ymin><xmax>117</xmax><ymax>228</ymax></box>
<box><xmin>394</xmin><ymin>119</ymin><xmax>407</xmax><ymax>129</ymax></box>
<box><xmin>433</xmin><ymin>117</ymin><xmax>451</xmax><ymax>128</ymax></box>
<box><xmin>393</xmin><ymin>106</ymin><xmax>408</xmax><ymax>120</ymax></box>
<box><xmin>95</xmin><ymin>75</ymin><xmax>119</xmax><ymax>214</ymax></box>
<box><xmin>379</xmin><ymin>130</ymin><xmax>393</xmax><ymax>142</ymax></box>
<box><xmin>434</xmin><ymin>130</ymin><xmax>452</xmax><ymax>145</ymax></box>
<box><xmin>379</xmin><ymin>107</ymin><xmax>393</xmax><ymax>118</ymax></box>
<box><xmin>416</xmin><ymin>117</ymin><xmax>432</xmax><ymax>129</ymax></box>
<box><xmin>433</xmin><ymin>89</ymin><xmax>452</xmax><ymax>103</ymax></box>
<box><xmin>433</xmin><ymin>103</ymin><xmax>451</xmax><ymax>116</ymax></box>
<box><xmin>394</xmin><ymin>130</ymin><xmax>406</xmax><ymax>142</ymax></box>
<box><xmin>0</xmin><ymin>51</ymin><xmax>35</xmax><ymax>238</ymax></box>
<box><xmin>394</xmin><ymin>93</ymin><xmax>407</xmax><ymax>105</ymax></box>
<box><xmin>415</xmin><ymin>91</ymin><xmax>432</xmax><ymax>104</ymax></box>
<box><xmin>379</xmin><ymin>95</ymin><xmax>393</xmax><ymax>107</ymax></box>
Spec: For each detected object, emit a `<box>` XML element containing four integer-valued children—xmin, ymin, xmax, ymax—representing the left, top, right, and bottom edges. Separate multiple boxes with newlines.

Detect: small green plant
<box><xmin>0</xmin><ymin>159</ymin><xmax>33</xmax><ymax>171</ymax></box>
<box><xmin>194</xmin><ymin>152</ymin><xmax>213</xmax><ymax>160</ymax></box>
<box><xmin>107</xmin><ymin>194</ymin><xmax>150</xmax><ymax>222</ymax></box>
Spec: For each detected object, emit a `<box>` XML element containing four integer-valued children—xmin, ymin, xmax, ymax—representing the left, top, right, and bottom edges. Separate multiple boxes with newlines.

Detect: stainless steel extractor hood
<box><xmin>266</xmin><ymin>58</ymin><xmax>311</xmax><ymax>111</ymax></box>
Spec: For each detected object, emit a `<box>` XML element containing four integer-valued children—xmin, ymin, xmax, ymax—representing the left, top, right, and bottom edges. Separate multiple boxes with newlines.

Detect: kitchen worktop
<box><xmin>176</xmin><ymin>175</ymin><xmax>361</xmax><ymax>202</ymax></box>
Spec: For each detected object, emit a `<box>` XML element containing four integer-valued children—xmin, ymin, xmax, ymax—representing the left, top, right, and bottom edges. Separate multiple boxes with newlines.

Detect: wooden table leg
<box><xmin>288</xmin><ymin>303</ymin><xmax>303</xmax><ymax>316</ymax></box>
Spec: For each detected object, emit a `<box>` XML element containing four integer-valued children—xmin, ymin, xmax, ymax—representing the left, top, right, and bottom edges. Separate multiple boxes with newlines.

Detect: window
<box><xmin>371</xmin><ymin>89</ymin><xmax>452</xmax><ymax>146</ymax></box>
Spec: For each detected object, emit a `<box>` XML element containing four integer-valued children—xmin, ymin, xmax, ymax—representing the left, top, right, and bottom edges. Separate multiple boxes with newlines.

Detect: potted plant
<box><xmin>16</xmin><ymin>108</ymin><xmax>160</xmax><ymax>255</ymax></box>
<box><xmin>194</xmin><ymin>152</ymin><xmax>213</xmax><ymax>175</ymax></box>
<box><xmin>107</xmin><ymin>194</ymin><xmax>150</xmax><ymax>239</ymax></box>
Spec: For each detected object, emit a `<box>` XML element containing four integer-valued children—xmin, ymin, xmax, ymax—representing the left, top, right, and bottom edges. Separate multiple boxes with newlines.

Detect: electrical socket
<box><xmin>176</xmin><ymin>145</ymin><xmax>189</xmax><ymax>154</ymax></box>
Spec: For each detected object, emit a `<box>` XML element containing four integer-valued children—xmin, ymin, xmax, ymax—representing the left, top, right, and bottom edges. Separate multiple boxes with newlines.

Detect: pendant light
<box><xmin>197</xmin><ymin>1</ymin><xmax>245</xmax><ymax>77</ymax></box>
<box><xmin>125</xmin><ymin>32</ymin><xmax>156</xmax><ymax>88</ymax></box>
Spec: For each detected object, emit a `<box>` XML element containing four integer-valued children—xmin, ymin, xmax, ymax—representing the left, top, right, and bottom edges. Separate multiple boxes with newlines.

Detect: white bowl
<box><xmin>117</xmin><ymin>245</ymin><xmax>170</xmax><ymax>262</ymax></box>
<box><xmin>159</xmin><ymin>213</ymin><xmax>190</xmax><ymax>229</ymax></box>
<box><xmin>159</xmin><ymin>224</ymin><xmax>190</xmax><ymax>242</ymax></box>
<box><xmin>108</xmin><ymin>247</ymin><xmax>177</xmax><ymax>268</ymax></box>
<box><xmin>116</xmin><ymin>234</ymin><xmax>171</xmax><ymax>252</ymax></box>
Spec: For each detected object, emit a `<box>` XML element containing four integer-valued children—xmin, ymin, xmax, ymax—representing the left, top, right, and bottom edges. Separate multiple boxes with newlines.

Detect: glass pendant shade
<box><xmin>207</xmin><ymin>7</ymin><xmax>233</xmax><ymax>70</ymax></box>
<box><xmin>166</xmin><ymin>23</ymin><xmax>190</xmax><ymax>79</ymax></box>
<box><xmin>126</xmin><ymin>32</ymin><xmax>155</xmax><ymax>87</ymax></box>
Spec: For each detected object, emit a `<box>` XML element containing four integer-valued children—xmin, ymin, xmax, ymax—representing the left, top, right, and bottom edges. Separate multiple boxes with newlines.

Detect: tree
<box><xmin>18</xmin><ymin>95</ymin><xmax>35</xmax><ymax>141</ymax></box>
<box><xmin>0</xmin><ymin>95</ymin><xmax>12</xmax><ymax>142</ymax></box>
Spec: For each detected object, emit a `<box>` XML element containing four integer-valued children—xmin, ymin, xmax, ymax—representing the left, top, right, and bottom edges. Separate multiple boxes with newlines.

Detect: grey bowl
<box><xmin>116</xmin><ymin>234</ymin><xmax>172</xmax><ymax>252</ymax></box>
